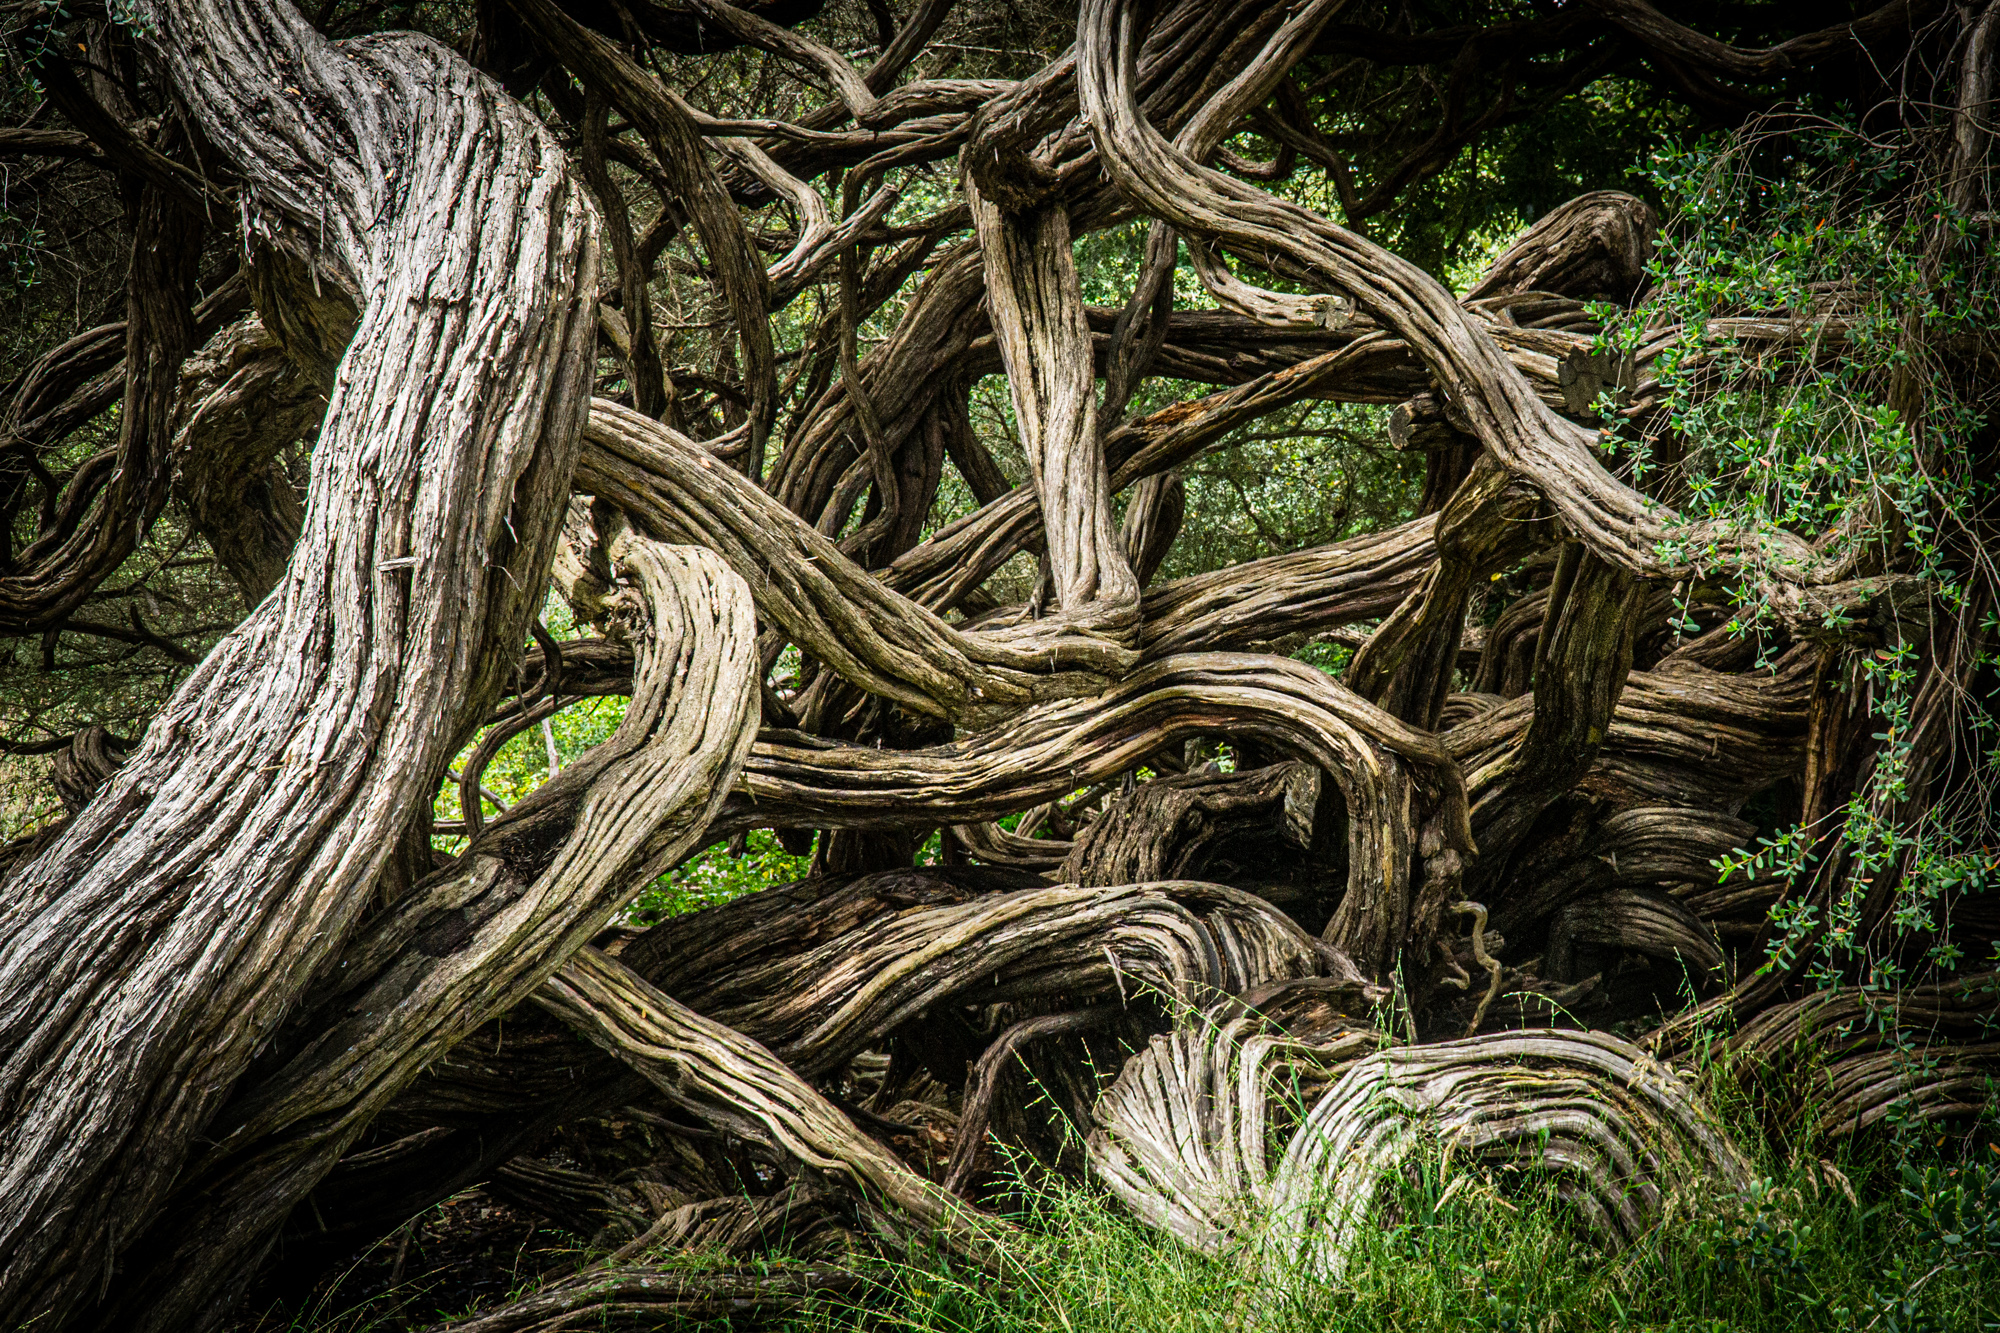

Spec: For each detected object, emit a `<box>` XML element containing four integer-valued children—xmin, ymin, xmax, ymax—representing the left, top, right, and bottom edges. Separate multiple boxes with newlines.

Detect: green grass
<box><xmin>243</xmin><ymin>1122</ymin><xmax>2000</xmax><ymax>1333</ymax></box>
<box><xmin>785</xmin><ymin>1138</ymin><xmax>2000</xmax><ymax>1333</ymax></box>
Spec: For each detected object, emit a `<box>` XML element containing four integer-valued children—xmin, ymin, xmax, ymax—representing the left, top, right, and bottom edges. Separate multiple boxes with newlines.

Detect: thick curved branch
<box><xmin>1580</xmin><ymin>0</ymin><xmax>1935</xmax><ymax>83</ymax></box>
<box><xmin>1077</xmin><ymin>0</ymin><xmax>1843</xmax><ymax>588</ymax></box>
<box><xmin>969</xmin><ymin>182</ymin><xmax>1139</xmax><ymax>635</ymax></box>
<box><xmin>581</xmin><ymin>398</ymin><xmax>1135</xmax><ymax>725</ymax></box>
<box><xmin>537</xmin><ymin>945</ymin><xmax>1003</xmax><ymax>1258</ymax></box>
<box><xmin>1093</xmin><ymin>1026</ymin><xmax>1753</xmax><ymax>1281</ymax></box>
<box><xmin>108</xmin><ymin>537</ymin><xmax>759</xmax><ymax>1328</ymax></box>
<box><xmin>517</xmin><ymin>0</ymin><xmax>779</xmax><ymax>468</ymax></box>
<box><xmin>169</xmin><ymin>315</ymin><xmax>324</xmax><ymax>602</ymax></box>
<box><xmin>0</xmin><ymin>179</ymin><xmax>201</xmax><ymax>631</ymax></box>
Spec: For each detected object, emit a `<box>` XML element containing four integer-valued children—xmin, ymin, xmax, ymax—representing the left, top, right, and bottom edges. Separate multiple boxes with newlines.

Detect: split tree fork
<box><xmin>0</xmin><ymin>0</ymin><xmax>1991</xmax><ymax>1328</ymax></box>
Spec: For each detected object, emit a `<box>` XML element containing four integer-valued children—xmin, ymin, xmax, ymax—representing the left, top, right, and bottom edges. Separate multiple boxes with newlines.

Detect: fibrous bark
<box><xmin>0</xmin><ymin>0</ymin><xmax>1985</xmax><ymax>1326</ymax></box>
<box><xmin>0</xmin><ymin>1</ymin><xmax>600</xmax><ymax>1324</ymax></box>
<box><xmin>1093</xmin><ymin>1025</ymin><xmax>1754</xmax><ymax>1284</ymax></box>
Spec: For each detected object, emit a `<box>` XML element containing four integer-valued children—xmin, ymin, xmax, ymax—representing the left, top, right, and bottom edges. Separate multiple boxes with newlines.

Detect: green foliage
<box><xmin>779</xmin><ymin>1145</ymin><xmax>2000</xmax><ymax>1333</ymax></box>
<box><xmin>1596</xmin><ymin>117</ymin><xmax>1994</xmax><ymax>599</ymax></box>
<box><xmin>624</xmin><ymin>829</ymin><xmax>816</xmax><ymax>927</ymax></box>
<box><xmin>1278</xmin><ymin>68</ymin><xmax>1699</xmax><ymax>283</ymax></box>
<box><xmin>1601</xmin><ymin>114</ymin><xmax>2000</xmax><ymax>988</ymax></box>
<box><xmin>0</xmin><ymin>207</ymin><xmax>45</xmax><ymax>296</ymax></box>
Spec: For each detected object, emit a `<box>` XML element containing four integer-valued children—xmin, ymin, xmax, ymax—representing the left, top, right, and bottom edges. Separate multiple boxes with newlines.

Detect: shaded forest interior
<box><xmin>0</xmin><ymin>0</ymin><xmax>1997</xmax><ymax>1329</ymax></box>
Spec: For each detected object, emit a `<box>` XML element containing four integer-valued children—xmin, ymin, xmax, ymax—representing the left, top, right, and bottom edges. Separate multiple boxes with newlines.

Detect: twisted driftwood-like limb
<box><xmin>1719</xmin><ymin>974</ymin><xmax>2000</xmax><ymax>1139</ymax></box>
<box><xmin>1448</xmin><ymin>901</ymin><xmax>1505</xmax><ymax>1037</ymax></box>
<box><xmin>1473</xmin><ymin>587</ymin><xmax>1552</xmax><ymax>695</ymax></box>
<box><xmin>614</xmin><ymin>1184</ymin><xmax>856</xmax><ymax>1263</ymax></box>
<box><xmin>942</xmin><ymin>1008</ymin><xmax>1124</xmax><ymax>1197</ymax></box>
<box><xmin>1590</xmin><ymin>807</ymin><xmax>1787</xmax><ymax>930</ymax></box>
<box><xmin>298</xmin><ymin>1062</ymin><xmax>647</xmax><ymax>1260</ymax></box>
<box><xmin>969</xmin><ymin>179</ymin><xmax>1139</xmax><ymax>640</ymax></box>
<box><xmin>947</xmin><ymin>819</ymin><xmax>1073</xmax><ymax>871</ymax></box>
<box><xmin>1579</xmin><ymin>0</ymin><xmax>1934</xmax><ymax>89</ymax></box>
<box><xmin>1344</xmin><ymin>454</ymin><xmax>1551</xmax><ymax>729</ymax></box>
<box><xmin>1087</xmin><ymin>981</ymin><xmax>1382</xmax><ymax>1253</ymax></box>
<box><xmin>0</xmin><ymin>171</ymin><xmax>200</xmax><ymax>631</ymax></box>
<box><xmin>581</xmin><ymin>399</ymin><xmax>1134</xmax><ymax>726</ymax></box>
<box><xmin>1094</xmin><ymin>1026</ymin><xmax>1753</xmax><ymax>1281</ymax></box>
<box><xmin>346</xmin><ymin>867</ymin><xmax>1342</xmax><ymax>1234</ymax></box>
<box><xmin>1460</xmin><ymin>545</ymin><xmax>1645</xmax><ymax>860</ymax></box>
<box><xmin>516</xmin><ymin>0</ymin><xmax>778</xmax><ymax>465</ymax></box>
<box><xmin>897</xmin><ymin>338</ymin><xmax>1430</xmax><ymax>622</ymax></box>
<box><xmin>1465</xmin><ymin>190</ymin><xmax>1658</xmax><ymax>303</ymax></box>
<box><xmin>361</xmin><ymin>869</ymin><xmax>1029</xmax><ymax>1130</ymax></box>
<box><xmin>1059</xmin><ymin>761</ymin><xmax>1322</xmax><ymax>889</ymax></box>
<box><xmin>711</xmin><ymin>653</ymin><xmax>1468</xmax><ymax>978</ymax></box>
<box><xmin>1474</xmin><ymin>804</ymin><xmax>1784</xmax><ymax>959</ymax></box>
<box><xmin>167</xmin><ymin>314</ymin><xmax>323</xmax><ymax>603</ymax></box>
<box><xmin>92</xmin><ymin>536</ymin><xmax>759</xmax><ymax>1328</ymax></box>
<box><xmin>1135</xmin><ymin>514</ymin><xmax>1436</xmax><ymax>657</ymax></box>
<box><xmin>537</xmin><ymin>945</ymin><xmax>1008</xmax><ymax>1259</ymax></box>
<box><xmin>1446</xmin><ymin>647</ymin><xmax>1816</xmax><ymax>816</ymax></box>
<box><xmin>1547</xmin><ymin>888</ymin><xmax>1727</xmax><ymax>988</ymax></box>
<box><xmin>721</xmin><ymin>653</ymin><xmax>1461</xmax><ymax>831</ymax></box>
<box><xmin>892</xmin><ymin>226</ymin><xmax>1653</xmax><ymax>632</ymax></box>
<box><xmin>0</xmin><ymin>3</ymin><xmax>600</xmax><ymax>1324</ymax></box>
<box><xmin>626</xmin><ymin>875</ymin><xmax>1334</xmax><ymax>1078</ymax></box>
<box><xmin>1077</xmin><ymin>0</ymin><xmax>1863</xmax><ymax>590</ymax></box>
<box><xmin>1257</xmin><ymin>1032</ymin><xmax>1754</xmax><ymax>1276</ymax></box>
<box><xmin>485</xmin><ymin>1155</ymin><xmax>656</xmax><ymax>1240</ymax></box>
<box><xmin>47</xmin><ymin>725</ymin><xmax>128</xmax><ymax>813</ymax></box>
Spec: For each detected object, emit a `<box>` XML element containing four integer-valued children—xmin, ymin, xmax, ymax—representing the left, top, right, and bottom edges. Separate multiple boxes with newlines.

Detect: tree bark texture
<box><xmin>0</xmin><ymin>0</ymin><xmax>1988</xmax><ymax>1326</ymax></box>
<box><xmin>0</xmin><ymin>1</ymin><xmax>600</xmax><ymax>1324</ymax></box>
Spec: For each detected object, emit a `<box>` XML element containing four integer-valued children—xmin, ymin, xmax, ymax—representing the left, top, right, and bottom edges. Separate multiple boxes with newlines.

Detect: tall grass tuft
<box><xmin>788</xmin><ymin>1116</ymin><xmax>2000</xmax><ymax>1333</ymax></box>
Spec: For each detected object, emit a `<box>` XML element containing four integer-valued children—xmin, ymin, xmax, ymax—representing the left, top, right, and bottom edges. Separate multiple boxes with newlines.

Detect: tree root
<box><xmin>536</xmin><ymin>945</ymin><xmax>1009</xmax><ymax>1261</ymax></box>
<box><xmin>1096</xmin><ymin>1024</ymin><xmax>1754</xmax><ymax>1283</ymax></box>
<box><xmin>419</xmin><ymin>1261</ymin><xmax>866</xmax><ymax>1333</ymax></box>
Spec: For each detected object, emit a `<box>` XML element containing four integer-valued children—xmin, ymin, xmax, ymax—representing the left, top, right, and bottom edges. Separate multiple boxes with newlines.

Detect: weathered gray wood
<box><xmin>969</xmin><ymin>181</ymin><xmax>1139</xmax><ymax>638</ymax></box>
<box><xmin>0</xmin><ymin>2</ymin><xmax>599</xmax><ymax>1324</ymax></box>
<box><xmin>0</xmin><ymin>0</ymin><xmax>1981</xmax><ymax>1319</ymax></box>
<box><xmin>1092</xmin><ymin>1026</ymin><xmax>1753</xmax><ymax>1283</ymax></box>
<box><xmin>100</xmin><ymin>535</ymin><xmax>760</xmax><ymax>1329</ymax></box>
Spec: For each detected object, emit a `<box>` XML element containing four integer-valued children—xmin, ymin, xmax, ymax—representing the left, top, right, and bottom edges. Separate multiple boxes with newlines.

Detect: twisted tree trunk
<box><xmin>0</xmin><ymin>0</ymin><xmax>1988</xmax><ymax>1328</ymax></box>
<box><xmin>0</xmin><ymin>1</ymin><xmax>598</xmax><ymax>1325</ymax></box>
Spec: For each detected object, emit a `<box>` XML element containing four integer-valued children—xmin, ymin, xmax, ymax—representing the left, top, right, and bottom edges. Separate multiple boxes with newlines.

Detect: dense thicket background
<box><xmin>2</xmin><ymin>0</ymin><xmax>1997</xmax><ymax>1329</ymax></box>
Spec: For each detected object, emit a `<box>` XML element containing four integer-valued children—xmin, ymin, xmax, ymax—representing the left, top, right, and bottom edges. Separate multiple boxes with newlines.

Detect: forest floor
<box><xmin>233</xmin><ymin>1121</ymin><xmax>2000</xmax><ymax>1333</ymax></box>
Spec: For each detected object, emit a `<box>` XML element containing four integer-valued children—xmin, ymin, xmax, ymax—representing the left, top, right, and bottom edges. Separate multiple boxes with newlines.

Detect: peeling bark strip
<box><xmin>0</xmin><ymin>2</ymin><xmax>599</xmax><ymax>1326</ymax></box>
